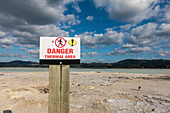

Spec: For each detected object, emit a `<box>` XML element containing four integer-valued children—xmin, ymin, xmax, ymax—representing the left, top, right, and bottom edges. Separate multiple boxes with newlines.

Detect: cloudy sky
<box><xmin>0</xmin><ymin>0</ymin><xmax>170</xmax><ymax>63</ymax></box>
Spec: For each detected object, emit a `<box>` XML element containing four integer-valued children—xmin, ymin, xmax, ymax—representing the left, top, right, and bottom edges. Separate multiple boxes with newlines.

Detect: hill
<box><xmin>80</xmin><ymin>59</ymin><xmax>170</xmax><ymax>68</ymax></box>
<box><xmin>0</xmin><ymin>59</ymin><xmax>170</xmax><ymax>68</ymax></box>
<box><xmin>0</xmin><ymin>60</ymin><xmax>45</xmax><ymax>67</ymax></box>
<box><xmin>111</xmin><ymin>59</ymin><xmax>170</xmax><ymax>68</ymax></box>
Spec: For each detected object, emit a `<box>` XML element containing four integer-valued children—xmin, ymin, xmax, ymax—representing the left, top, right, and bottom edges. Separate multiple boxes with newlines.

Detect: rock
<box><xmin>138</xmin><ymin>86</ymin><xmax>141</xmax><ymax>90</ymax></box>
<box><xmin>39</xmin><ymin>88</ymin><xmax>49</xmax><ymax>94</ymax></box>
<box><xmin>95</xmin><ymin>71</ymin><xmax>101</xmax><ymax>73</ymax></box>
<box><xmin>108</xmin><ymin>77</ymin><xmax>112</xmax><ymax>79</ymax></box>
<box><xmin>88</xmin><ymin>86</ymin><xmax>95</xmax><ymax>90</ymax></box>
<box><xmin>134</xmin><ymin>101</ymin><xmax>149</xmax><ymax>112</ymax></box>
<box><xmin>70</xmin><ymin>104</ymin><xmax>83</xmax><ymax>108</ymax></box>
<box><xmin>152</xmin><ymin>97</ymin><xmax>170</xmax><ymax>103</ymax></box>
<box><xmin>121</xmin><ymin>93</ymin><xmax>131</xmax><ymax>96</ymax></box>
<box><xmin>3</xmin><ymin>110</ymin><xmax>12</xmax><ymax>113</ymax></box>
<box><xmin>99</xmin><ymin>84</ymin><xmax>103</xmax><ymax>86</ymax></box>
<box><xmin>135</xmin><ymin>96</ymin><xmax>139</xmax><ymax>98</ymax></box>
<box><xmin>103</xmin><ymin>99</ymin><xmax>132</xmax><ymax>110</ymax></box>
<box><xmin>145</xmin><ymin>98</ymin><xmax>154</xmax><ymax>103</ymax></box>
<box><xmin>91</xmin><ymin>81</ymin><xmax>95</xmax><ymax>84</ymax></box>
<box><xmin>134</xmin><ymin>99</ymin><xmax>169</xmax><ymax>113</ymax></box>
<box><xmin>143</xmin><ymin>95</ymin><xmax>149</xmax><ymax>98</ymax></box>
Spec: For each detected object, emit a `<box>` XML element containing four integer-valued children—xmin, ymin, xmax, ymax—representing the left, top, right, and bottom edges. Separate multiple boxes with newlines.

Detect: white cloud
<box><xmin>16</xmin><ymin>44</ymin><xmax>36</xmax><ymax>49</ymax></box>
<box><xmin>162</xmin><ymin>45</ymin><xmax>170</xmax><ymax>48</ymax></box>
<box><xmin>27</xmin><ymin>49</ymin><xmax>39</xmax><ymax>55</ymax></box>
<box><xmin>75</xmin><ymin>29</ymin><xmax>124</xmax><ymax>48</ymax></box>
<box><xmin>19</xmin><ymin>48</ymin><xmax>27</xmax><ymax>51</ymax></box>
<box><xmin>70</xmin><ymin>29</ymin><xmax>75</xmax><ymax>32</ymax></box>
<box><xmin>98</xmin><ymin>59</ymin><xmax>105</xmax><ymax>62</ymax></box>
<box><xmin>0</xmin><ymin>31</ymin><xmax>7</xmax><ymax>37</ymax></box>
<box><xmin>0</xmin><ymin>37</ymin><xmax>17</xmax><ymax>49</ymax></box>
<box><xmin>25</xmin><ymin>49</ymin><xmax>40</xmax><ymax>59</ymax></box>
<box><xmin>0</xmin><ymin>0</ymin><xmax>81</xmax><ymax>48</ymax></box>
<box><xmin>157</xmin><ymin>23</ymin><xmax>170</xmax><ymax>36</ymax></box>
<box><xmin>162</xmin><ymin>5</ymin><xmax>170</xmax><ymax>23</ymax></box>
<box><xmin>0</xmin><ymin>0</ymin><xmax>81</xmax><ymax>25</ymax></box>
<box><xmin>81</xmin><ymin>58</ymin><xmax>107</xmax><ymax>63</ymax></box>
<box><xmin>122</xmin><ymin>44</ymin><xmax>137</xmax><ymax>48</ymax></box>
<box><xmin>11</xmin><ymin>25</ymin><xmax>69</xmax><ymax>45</ymax></box>
<box><xmin>119</xmin><ymin>24</ymin><xmax>133</xmax><ymax>31</ymax></box>
<box><xmin>152</xmin><ymin>49</ymin><xmax>170</xmax><ymax>58</ymax></box>
<box><xmin>72</xmin><ymin>0</ymin><xmax>83</xmax><ymax>13</ymax></box>
<box><xmin>131</xmin><ymin>23</ymin><xmax>157</xmax><ymax>36</ymax></box>
<box><xmin>88</xmin><ymin>52</ymin><xmax>98</xmax><ymax>57</ymax></box>
<box><xmin>127</xmin><ymin>23</ymin><xmax>170</xmax><ymax>46</ymax></box>
<box><xmin>128</xmin><ymin>23</ymin><xmax>158</xmax><ymax>46</ymax></box>
<box><xmin>1</xmin><ymin>45</ymin><xmax>13</xmax><ymax>49</ymax></box>
<box><xmin>103</xmin><ymin>30</ymin><xmax>123</xmax><ymax>44</ymax></box>
<box><xmin>105</xmin><ymin>22</ymin><xmax>170</xmax><ymax>57</ymax></box>
<box><xmin>81</xmin><ymin>53</ymin><xmax>86</xmax><ymax>57</ymax></box>
<box><xmin>107</xmin><ymin>46</ymin><xmax>152</xmax><ymax>55</ymax></box>
<box><xmin>130</xmin><ymin>47</ymin><xmax>151</xmax><ymax>53</ymax></box>
<box><xmin>0</xmin><ymin>37</ymin><xmax>16</xmax><ymax>44</ymax></box>
<box><xmin>93</xmin><ymin>0</ymin><xmax>160</xmax><ymax>23</ymax></box>
<box><xmin>0</xmin><ymin>52</ymin><xmax>26</xmax><ymax>58</ymax></box>
<box><xmin>63</xmin><ymin>14</ymin><xmax>81</xmax><ymax>25</ymax></box>
<box><xmin>86</xmin><ymin>16</ymin><xmax>94</xmax><ymax>21</ymax></box>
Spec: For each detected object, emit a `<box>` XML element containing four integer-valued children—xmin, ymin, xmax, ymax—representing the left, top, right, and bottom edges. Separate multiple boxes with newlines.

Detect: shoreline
<box><xmin>0</xmin><ymin>68</ymin><xmax>170</xmax><ymax>74</ymax></box>
<box><xmin>0</xmin><ymin>66</ymin><xmax>170</xmax><ymax>69</ymax></box>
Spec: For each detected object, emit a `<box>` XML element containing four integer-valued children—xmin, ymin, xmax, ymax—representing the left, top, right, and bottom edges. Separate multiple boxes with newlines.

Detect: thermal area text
<box><xmin>45</xmin><ymin>48</ymin><xmax>76</xmax><ymax>58</ymax></box>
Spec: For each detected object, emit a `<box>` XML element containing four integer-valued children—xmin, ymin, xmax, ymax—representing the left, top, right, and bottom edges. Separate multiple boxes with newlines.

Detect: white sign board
<box><xmin>40</xmin><ymin>37</ymin><xmax>80</xmax><ymax>64</ymax></box>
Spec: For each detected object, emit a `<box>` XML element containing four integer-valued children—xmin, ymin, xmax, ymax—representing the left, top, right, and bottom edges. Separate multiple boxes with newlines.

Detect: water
<box><xmin>0</xmin><ymin>68</ymin><xmax>170</xmax><ymax>74</ymax></box>
<box><xmin>0</xmin><ymin>68</ymin><xmax>49</xmax><ymax>72</ymax></box>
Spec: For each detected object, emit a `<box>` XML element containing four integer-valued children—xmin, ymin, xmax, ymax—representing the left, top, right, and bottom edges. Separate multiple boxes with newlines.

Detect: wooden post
<box><xmin>49</xmin><ymin>65</ymin><xmax>70</xmax><ymax>113</ymax></box>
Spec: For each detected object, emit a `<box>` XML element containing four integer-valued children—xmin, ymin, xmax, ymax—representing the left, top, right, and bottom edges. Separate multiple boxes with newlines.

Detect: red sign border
<box><xmin>55</xmin><ymin>37</ymin><xmax>66</xmax><ymax>48</ymax></box>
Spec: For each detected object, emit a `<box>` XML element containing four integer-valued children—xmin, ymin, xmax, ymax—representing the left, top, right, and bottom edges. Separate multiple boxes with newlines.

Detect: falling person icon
<box><xmin>58</xmin><ymin>39</ymin><xmax>63</xmax><ymax>47</ymax></box>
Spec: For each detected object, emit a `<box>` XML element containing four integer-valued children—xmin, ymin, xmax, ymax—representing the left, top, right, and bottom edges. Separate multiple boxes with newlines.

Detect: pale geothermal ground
<box><xmin>0</xmin><ymin>71</ymin><xmax>170</xmax><ymax>113</ymax></box>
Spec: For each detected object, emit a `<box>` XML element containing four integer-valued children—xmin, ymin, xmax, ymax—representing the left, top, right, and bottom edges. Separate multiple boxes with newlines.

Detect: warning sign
<box><xmin>39</xmin><ymin>37</ymin><xmax>80</xmax><ymax>64</ymax></box>
<box><xmin>68</xmin><ymin>39</ymin><xmax>77</xmax><ymax>47</ymax></box>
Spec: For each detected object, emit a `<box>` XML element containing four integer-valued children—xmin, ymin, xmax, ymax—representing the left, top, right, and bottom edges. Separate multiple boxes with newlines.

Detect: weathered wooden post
<box><xmin>40</xmin><ymin>37</ymin><xmax>80</xmax><ymax>113</ymax></box>
<box><xmin>49</xmin><ymin>65</ymin><xmax>70</xmax><ymax>113</ymax></box>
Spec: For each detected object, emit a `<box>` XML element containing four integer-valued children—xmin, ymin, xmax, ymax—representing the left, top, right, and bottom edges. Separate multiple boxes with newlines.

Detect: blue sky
<box><xmin>0</xmin><ymin>0</ymin><xmax>170</xmax><ymax>63</ymax></box>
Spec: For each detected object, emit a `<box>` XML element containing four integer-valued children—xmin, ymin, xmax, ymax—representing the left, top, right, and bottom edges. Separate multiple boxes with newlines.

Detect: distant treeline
<box><xmin>80</xmin><ymin>59</ymin><xmax>170</xmax><ymax>68</ymax></box>
<box><xmin>0</xmin><ymin>60</ymin><xmax>47</xmax><ymax>67</ymax></box>
<box><xmin>0</xmin><ymin>59</ymin><xmax>170</xmax><ymax>68</ymax></box>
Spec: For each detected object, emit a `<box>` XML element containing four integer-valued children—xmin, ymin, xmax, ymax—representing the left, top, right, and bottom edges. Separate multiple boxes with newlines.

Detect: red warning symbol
<box><xmin>55</xmin><ymin>37</ymin><xmax>66</xmax><ymax>48</ymax></box>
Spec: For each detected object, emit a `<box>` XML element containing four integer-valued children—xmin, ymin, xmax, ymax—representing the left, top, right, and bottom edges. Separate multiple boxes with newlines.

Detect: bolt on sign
<box><xmin>39</xmin><ymin>37</ymin><xmax>80</xmax><ymax>64</ymax></box>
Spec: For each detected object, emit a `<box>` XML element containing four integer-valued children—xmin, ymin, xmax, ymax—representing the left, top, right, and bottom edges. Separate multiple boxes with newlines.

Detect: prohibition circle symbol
<box><xmin>55</xmin><ymin>37</ymin><xmax>66</xmax><ymax>48</ymax></box>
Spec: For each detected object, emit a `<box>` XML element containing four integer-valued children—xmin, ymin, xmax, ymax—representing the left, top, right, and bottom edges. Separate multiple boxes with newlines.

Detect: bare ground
<box><xmin>0</xmin><ymin>71</ymin><xmax>170</xmax><ymax>113</ymax></box>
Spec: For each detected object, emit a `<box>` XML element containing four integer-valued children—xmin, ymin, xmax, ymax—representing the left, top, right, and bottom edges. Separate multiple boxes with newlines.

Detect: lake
<box><xmin>0</xmin><ymin>68</ymin><xmax>170</xmax><ymax>74</ymax></box>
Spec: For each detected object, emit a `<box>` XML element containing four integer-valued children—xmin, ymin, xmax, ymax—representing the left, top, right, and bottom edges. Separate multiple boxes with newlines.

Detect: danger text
<box><xmin>47</xmin><ymin>48</ymin><xmax>73</xmax><ymax>54</ymax></box>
